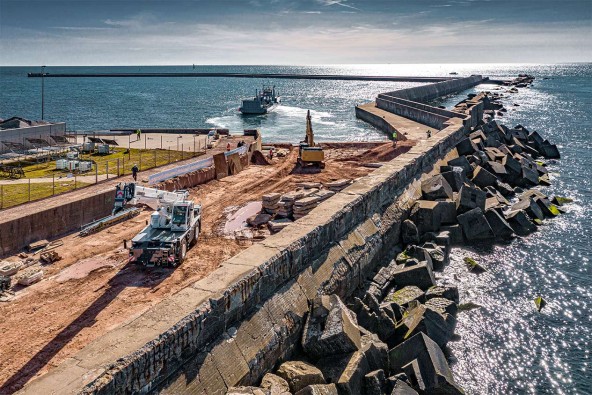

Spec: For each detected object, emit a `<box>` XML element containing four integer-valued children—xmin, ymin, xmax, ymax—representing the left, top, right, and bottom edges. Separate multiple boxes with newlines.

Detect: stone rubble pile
<box><xmin>228</xmin><ymin>86</ymin><xmax>568</xmax><ymax>395</ymax></box>
<box><xmin>249</xmin><ymin>180</ymin><xmax>351</xmax><ymax>234</ymax></box>
<box><xmin>405</xmin><ymin>117</ymin><xmax>564</xmax><ymax>247</ymax></box>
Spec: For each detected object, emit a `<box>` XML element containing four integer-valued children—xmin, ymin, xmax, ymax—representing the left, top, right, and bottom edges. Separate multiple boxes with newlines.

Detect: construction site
<box><xmin>0</xmin><ymin>116</ymin><xmax>415</xmax><ymax>392</ymax></box>
<box><xmin>1</xmin><ymin>74</ymin><xmax>545</xmax><ymax>394</ymax></box>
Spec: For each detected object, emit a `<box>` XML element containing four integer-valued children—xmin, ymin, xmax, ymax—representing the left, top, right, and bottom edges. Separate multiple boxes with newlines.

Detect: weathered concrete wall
<box><xmin>18</xmin><ymin>119</ymin><xmax>469</xmax><ymax>395</ymax></box>
<box><xmin>376</xmin><ymin>97</ymin><xmax>452</xmax><ymax>130</ymax></box>
<box><xmin>0</xmin><ymin>190</ymin><xmax>113</xmax><ymax>255</ymax></box>
<box><xmin>382</xmin><ymin>75</ymin><xmax>484</xmax><ymax>102</ymax></box>
<box><xmin>377</xmin><ymin>95</ymin><xmax>467</xmax><ymax>120</ymax></box>
<box><xmin>354</xmin><ymin>104</ymin><xmax>406</xmax><ymax>140</ymax></box>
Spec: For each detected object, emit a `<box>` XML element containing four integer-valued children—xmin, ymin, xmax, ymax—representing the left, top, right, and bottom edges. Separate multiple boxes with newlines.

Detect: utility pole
<box><xmin>41</xmin><ymin>65</ymin><xmax>46</xmax><ymax>120</ymax></box>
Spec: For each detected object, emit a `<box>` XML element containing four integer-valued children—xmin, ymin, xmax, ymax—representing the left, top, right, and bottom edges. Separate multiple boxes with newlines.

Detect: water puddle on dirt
<box><xmin>54</xmin><ymin>258</ymin><xmax>116</xmax><ymax>283</ymax></box>
<box><xmin>222</xmin><ymin>201</ymin><xmax>262</xmax><ymax>236</ymax></box>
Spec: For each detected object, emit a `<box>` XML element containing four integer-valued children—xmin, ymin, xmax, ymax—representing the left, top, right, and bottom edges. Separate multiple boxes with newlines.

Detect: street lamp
<box><xmin>41</xmin><ymin>65</ymin><xmax>46</xmax><ymax>120</ymax></box>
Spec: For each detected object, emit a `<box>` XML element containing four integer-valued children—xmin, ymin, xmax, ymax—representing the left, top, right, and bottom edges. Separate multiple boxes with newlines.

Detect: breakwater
<box><xmin>18</xmin><ymin>77</ymin><xmax>480</xmax><ymax>394</ymax></box>
<box><xmin>27</xmin><ymin>72</ymin><xmax>455</xmax><ymax>83</ymax></box>
<box><xmin>17</xmin><ymin>73</ymin><xmax>562</xmax><ymax>394</ymax></box>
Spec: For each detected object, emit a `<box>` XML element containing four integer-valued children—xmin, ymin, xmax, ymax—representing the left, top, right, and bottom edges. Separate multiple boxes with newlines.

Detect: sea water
<box><xmin>1</xmin><ymin>63</ymin><xmax>590</xmax><ymax>394</ymax></box>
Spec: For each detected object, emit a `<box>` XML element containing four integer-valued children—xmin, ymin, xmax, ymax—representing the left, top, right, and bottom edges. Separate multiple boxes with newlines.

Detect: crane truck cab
<box><xmin>115</xmin><ymin>182</ymin><xmax>201</xmax><ymax>268</ymax></box>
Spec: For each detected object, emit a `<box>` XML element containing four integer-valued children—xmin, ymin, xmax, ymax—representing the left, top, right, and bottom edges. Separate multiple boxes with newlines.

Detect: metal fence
<box><xmin>0</xmin><ymin>142</ymin><xmax>205</xmax><ymax>210</ymax></box>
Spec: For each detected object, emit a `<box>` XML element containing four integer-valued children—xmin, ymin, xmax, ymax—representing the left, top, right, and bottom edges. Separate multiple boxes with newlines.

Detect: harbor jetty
<box><xmin>27</xmin><ymin>71</ymin><xmax>460</xmax><ymax>83</ymax></box>
<box><xmin>2</xmin><ymin>74</ymin><xmax>565</xmax><ymax>395</ymax></box>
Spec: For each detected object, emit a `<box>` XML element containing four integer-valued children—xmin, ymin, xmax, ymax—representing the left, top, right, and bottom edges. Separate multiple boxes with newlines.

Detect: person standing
<box><xmin>392</xmin><ymin>131</ymin><xmax>397</xmax><ymax>147</ymax></box>
<box><xmin>132</xmin><ymin>164</ymin><xmax>139</xmax><ymax>181</ymax></box>
<box><xmin>135</xmin><ymin>129</ymin><xmax>141</xmax><ymax>141</ymax></box>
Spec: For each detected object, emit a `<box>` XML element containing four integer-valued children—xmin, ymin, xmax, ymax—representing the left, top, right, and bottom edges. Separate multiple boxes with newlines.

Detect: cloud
<box><xmin>315</xmin><ymin>0</ymin><xmax>360</xmax><ymax>11</ymax></box>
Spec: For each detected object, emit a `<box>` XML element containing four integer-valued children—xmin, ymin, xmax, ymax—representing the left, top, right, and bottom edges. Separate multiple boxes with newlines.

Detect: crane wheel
<box><xmin>178</xmin><ymin>240</ymin><xmax>187</xmax><ymax>265</ymax></box>
<box><xmin>190</xmin><ymin>223</ymin><xmax>200</xmax><ymax>247</ymax></box>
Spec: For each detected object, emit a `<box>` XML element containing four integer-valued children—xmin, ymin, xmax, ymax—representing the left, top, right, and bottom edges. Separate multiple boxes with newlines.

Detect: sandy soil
<box><xmin>0</xmin><ymin>143</ymin><xmax>401</xmax><ymax>393</ymax></box>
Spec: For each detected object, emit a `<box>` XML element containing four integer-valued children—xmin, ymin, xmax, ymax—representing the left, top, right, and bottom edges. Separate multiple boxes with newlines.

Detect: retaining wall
<box><xmin>0</xmin><ymin>190</ymin><xmax>113</xmax><ymax>255</ymax></box>
<box><xmin>354</xmin><ymin>105</ymin><xmax>406</xmax><ymax>140</ymax></box>
<box><xmin>375</xmin><ymin>97</ymin><xmax>452</xmax><ymax>130</ymax></box>
<box><xmin>19</xmin><ymin>118</ymin><xmax>469</xmax><ymax>395</ymax></box>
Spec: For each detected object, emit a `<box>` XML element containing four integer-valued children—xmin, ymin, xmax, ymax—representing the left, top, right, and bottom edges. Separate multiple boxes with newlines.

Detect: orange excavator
<box><xmin>297</xmin><ymin>110</ymin><xmax>325</xmax><ymax>169</ymax></box>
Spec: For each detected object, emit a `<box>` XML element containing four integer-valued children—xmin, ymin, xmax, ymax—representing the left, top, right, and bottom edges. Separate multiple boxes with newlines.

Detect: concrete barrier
<box><xmin>0</xmin><ymin>190</ymin><xmax>114</xmax><ymax>255</ymax></box>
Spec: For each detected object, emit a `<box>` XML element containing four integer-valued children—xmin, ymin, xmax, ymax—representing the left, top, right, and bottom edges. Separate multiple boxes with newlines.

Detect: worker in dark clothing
<box><xmin>132</xmin><ymin>164</ymin><xmax>139</xmax><ymax>181</ymax></box>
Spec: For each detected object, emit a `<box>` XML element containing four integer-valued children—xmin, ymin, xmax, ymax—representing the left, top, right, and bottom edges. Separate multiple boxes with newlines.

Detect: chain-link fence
<box><xmin>0</xmin><ymin>141</ymin><xmax>205</xmax><ymax>210</ymax></box>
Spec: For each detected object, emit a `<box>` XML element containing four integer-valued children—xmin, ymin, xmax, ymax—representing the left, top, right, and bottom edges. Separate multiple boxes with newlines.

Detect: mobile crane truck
<box><xmin>113</xmin><ymin>182</ymin><xmax>201</xmax><ymax>267</ymax></box>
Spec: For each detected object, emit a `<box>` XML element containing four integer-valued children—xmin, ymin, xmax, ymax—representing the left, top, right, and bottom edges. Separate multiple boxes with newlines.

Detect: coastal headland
<box><xmin>0</xmin><ymin>73</ymin><xmax>565</xmax><ymax>395</ymax></box>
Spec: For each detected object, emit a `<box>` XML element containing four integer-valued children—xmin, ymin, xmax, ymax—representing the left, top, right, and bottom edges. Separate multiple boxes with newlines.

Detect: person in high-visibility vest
<box><xmin>392</xmin><ymin>131</ymin><xmax>397</xmax><ymax>146</ymax></box>
<box><xmin>135</xmin><ymin>129</ymin><xmax>141</xmax><ymax>141</ymax></box>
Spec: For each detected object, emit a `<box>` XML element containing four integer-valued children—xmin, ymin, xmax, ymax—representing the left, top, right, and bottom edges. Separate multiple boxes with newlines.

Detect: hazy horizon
<box><xmin>1</xmin><ymin>0</ymin><xmax>591</xmax><ymax>66</ymax></box>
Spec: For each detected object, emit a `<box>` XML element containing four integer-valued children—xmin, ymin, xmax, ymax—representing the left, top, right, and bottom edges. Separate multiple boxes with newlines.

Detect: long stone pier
<box><xmin>27</xmin><ymin>72</ymin><xmax>456</xmax><ymax>83</ymax></box>
<box><xmin>17</xmin><ymin>76</ymin><xmax>486</xmax><ymax>394</ymax></box>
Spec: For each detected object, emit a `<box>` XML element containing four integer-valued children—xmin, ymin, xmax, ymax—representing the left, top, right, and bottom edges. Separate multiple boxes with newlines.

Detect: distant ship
<box><xmin>239</xmin><ymin>86</ymin><xmax>281</xmax><ymax>115</ymax></box>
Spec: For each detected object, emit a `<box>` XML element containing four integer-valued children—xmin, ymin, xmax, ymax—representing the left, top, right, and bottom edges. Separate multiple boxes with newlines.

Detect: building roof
<box><xmin>0</xmin><ymin>117</ymin><xmax>52</xmax><ymax>130</ymax></box>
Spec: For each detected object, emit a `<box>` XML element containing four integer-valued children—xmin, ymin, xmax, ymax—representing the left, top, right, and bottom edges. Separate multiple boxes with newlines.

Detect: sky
<box><xmin>0</xmin><ymin>0</ymin><xmax>591</xmax><ymax>65</ymax></box>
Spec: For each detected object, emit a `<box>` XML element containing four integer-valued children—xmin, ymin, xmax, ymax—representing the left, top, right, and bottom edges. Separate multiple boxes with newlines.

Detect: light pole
<box><xmin>41</xmin><ymin>65</ymin><xmax>46</xmax><ymax>120</ymax></box>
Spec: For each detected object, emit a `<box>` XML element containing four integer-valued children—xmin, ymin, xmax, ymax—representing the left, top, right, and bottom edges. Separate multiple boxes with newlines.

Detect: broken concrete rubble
<box><xmin>301</xmin><ymin>295</ymin><xmax>362</xmax><ymax>360</ymax></box>
<box><xmin>389</xmin><ymin>333</ymin><xmax>463</xmax><ymax>394</ymax></box>
<box><xmin>276</xmin><ymin>361</ymin><xmax>326</xmax><ymax>393</ymax></box>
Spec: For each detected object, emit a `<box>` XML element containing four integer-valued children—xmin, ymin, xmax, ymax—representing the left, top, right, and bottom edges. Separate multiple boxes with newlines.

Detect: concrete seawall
<box><xmin>381</xmin><ymin>75</ymin><xmax>484</xmax><ymax>102</ymax></box>
<box><xmin>356</xmin><ymin>75</ymin><xmax>484</xmax><ymax>138</ymax></box>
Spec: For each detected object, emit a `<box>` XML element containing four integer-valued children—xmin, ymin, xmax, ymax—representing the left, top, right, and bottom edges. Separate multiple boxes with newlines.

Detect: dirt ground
<box><xmin>0</xmin><ymin>143</ymin><xmax>404</xmax><ymax>393</ymax></box>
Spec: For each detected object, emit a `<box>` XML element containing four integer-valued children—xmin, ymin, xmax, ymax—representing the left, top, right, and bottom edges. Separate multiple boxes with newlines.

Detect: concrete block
<box><xmin>484</xmin><ymin>208</ymin><xmax>515</xmax><ymax>240</ymax></box>
<box><xmin>425</xmin><ymin>286</ymin><xmax>459</xmax><ymax>304</ymax></box>
<box><xmin>277</xmin><ymin>361</ymin><xmax>326</xmax><ymax>393</ymax></box>
<box><xmin>389</xmin><ymin>286</ymin><xmax>425</xmax><ymax>307</ymax></box>
<box><xmin>535</xmin><ymin>197</ymin><xmax>560</xmax><ymax>217</ymax></box>
<box><xmin>440</xmin><ymin>168</ymin><xmax>465</xmax><ymax>192</ymax></box>
<box><xmin>389</xmin><ymin>333</ymin><xmax>463</xmax><ymax>394</ymax></box>
<box><xmin>455</xmin><ymin>185</ymin><xmax>486</xmax><ymax>214</ymax></box>
<box><xmin>410</xmin><ymin>200</ymin><xmax>441</xmax><ymax>234</ymax></box>
<box><xmin>261</xmin><ymin>373</ymin><xmax>291</xmax><ymax>394</ymax></box>
<box><xmin>390</xmin><ymin>379</ymin><xmax>419</xmax><ymax>394</ymax></box>
<box><xmin>439</xmin><ymin>224</ymin><xmax>463</xmax><ymax>245</ymax></box>
<box><xmin>295</xmin><ymin>384</ymin><xmax>339</xmax><ymax>395</ymax></box>
<box><xmin>301</xmin><ymin>295</ymin><xmax>362</xmax><ymax>360</ymax></box>
<box><xmin>457</xmin><ymin>207</ymin><xmax>494</xmax><ymax>241</ymax></box>
<box><xmin>360</xmin><ymin>334</ymin><xmax>389</xmax><ymax>373</ymax></box>
<box><xmin>391</xmin><ymin>262</ymin><xmax>436</xmax><ymax>290</ymax></box>
<box><xmin>421</xmin><ymin>174</ymin><xmax>453</xmax><ymax>200</ymax></box>
<box><xmin>511</xmin><ymin>197</ymin><xmax>544</xmax><ymax>221</ymax></box>
<box><xmin>455</xmin><ymin>138</ymin><xmax>477</xmax><ymax>156</ymax></box>
<box><xmin>447</xmin><ymin>156</ymin><xmax>472</xmax><ymax>177</ymax></box>
<box><xmin>540</xmin><ymin>143</ymin><xmax>560</xmax><ymax>159</ymax></box>
<box><xmin>318</xmin><ymin>351</ymin><xmax>370</xmax><ymax>395</ymax></box>
<box><xmin>505</xmin><ymin>210</ymin><xmax>536</xmax><ymax>236</ymax></box>
<box><xmin>436</xmin><ymin>200</ymin><xmax>457</xmax><ymax>225</ymax></box>
<box><xmin>471</xmin><ymin>165</ymin><xmax>498</xmax><ymax>188</ymax></box>
<box><xmin>401</xmin><ymin>219</ymin><xmax>420</xmax><ymax>245</ymax></box>
<box><xmin>363</xmin><ymin>369</ymin><xmax>386</xmax><ymax>395</ymax></box>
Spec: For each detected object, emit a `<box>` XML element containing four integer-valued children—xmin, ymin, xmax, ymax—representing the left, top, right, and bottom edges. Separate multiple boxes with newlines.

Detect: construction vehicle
<box><xmin>298</xmin><ymin>110</ymin><xmax>325</xmax><ymax>169</ymax></box>
<box><xmin>112</xmin><ymin>183</ymin><xmax>202</xmax><ymax>267</ymax></box>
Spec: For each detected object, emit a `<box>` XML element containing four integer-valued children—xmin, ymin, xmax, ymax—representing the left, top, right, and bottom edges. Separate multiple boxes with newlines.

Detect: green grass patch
<box><xmin>0</xmin><ymin>180</ymin><xmax>90</xmax><ymax>209</ymax></box>
<box><xmin>1</xmin><ymin>147</ymin><xmax>200</xmax><ymax>180</ymax></box>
